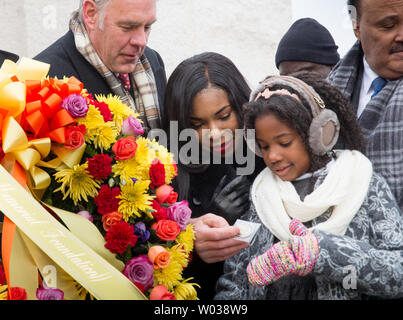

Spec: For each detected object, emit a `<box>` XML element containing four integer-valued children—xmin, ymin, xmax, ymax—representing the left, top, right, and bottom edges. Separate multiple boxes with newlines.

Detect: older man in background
<box><xmin>328</xmin><ymin>0</ymin><xmax>403</xmax><ymax>209</ymax></box>
<box><xmin>275</xmin><ymin>18</ymin><xmax>340</xmax><ymax>78</ymax></box>
<box><xmin>35</xmin><ymin>0</ymin><xmax>166</xmax><ymax>132</ymax></box>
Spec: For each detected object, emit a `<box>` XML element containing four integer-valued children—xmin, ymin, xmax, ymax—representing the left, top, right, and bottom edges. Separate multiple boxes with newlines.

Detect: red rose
<box><xmin>0</xmin><ymin>264</ymin><xmax>6</xmax><ymax>285</ymax></box>
<box><xmin>94</xmin><ymin>185</ymin><xmax>121</xmax><ymax>215</ymax></box>
<box><xmin>93</xmin><ymin>100</ymin><xmax>113</xmax><ymax>122</ymax></box>
<box><xmin>8</xmin><ymin>287</ymin><xmax>27</xmax><ymax>300</ymax></box>
<box><xmin>155</xmin><ymin>185</ymin><xmax>178</xmax><ymax>205</ymax></box>
<box><xmin>149</xmin><ymin>159</ymin><xmax>166</xmax><ymax>189</ymax></box>
<box><xmin>87</xmin><ymin>154</ymin><xmax>113</xmax><ymax>180</ymax></box>
<box><xmin>112</xmin><ymin>136</ymin><xmax>138</xmax><ymax>161</ymax></box>
<box><xmin>151</xmin><ymin>219</ymin><xmax>181</xmax><ymax>241</ymax></box>
<box><xmin>151</xmin><ymin>200</ymin><xmax>167</xmax><ymax>221</ymax></box>
<box><xmin>105</xmin><ymin>221</ymin><xmax>138</xmax><ymax>254</ymax></box>
<box><xmin>64</xmin><ymin>124</ymin><xmax>86</xmax><ymax>150</ymax></box>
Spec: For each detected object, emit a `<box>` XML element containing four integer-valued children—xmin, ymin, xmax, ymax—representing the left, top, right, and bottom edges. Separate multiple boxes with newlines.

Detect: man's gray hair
<box><xmin>78</xmin><ymin>0</ymin><xmax>111</xmax><ymax>29</ymax></box>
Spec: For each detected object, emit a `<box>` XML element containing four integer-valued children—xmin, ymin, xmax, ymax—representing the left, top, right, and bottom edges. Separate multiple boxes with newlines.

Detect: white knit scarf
<box><xmin>251</xmin><ymin>150</ymin><xmax>373</xmax><ymax>241</ymax></box>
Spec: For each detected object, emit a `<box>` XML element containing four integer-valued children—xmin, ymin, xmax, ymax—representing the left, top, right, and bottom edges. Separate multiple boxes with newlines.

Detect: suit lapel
<box><xmin>358</xmin><ymin>80</ymin><xmax>399</xmax><ymax>134</ymax></box>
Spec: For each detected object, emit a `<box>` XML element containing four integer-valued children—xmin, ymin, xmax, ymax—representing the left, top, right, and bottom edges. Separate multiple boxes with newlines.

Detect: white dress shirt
<box><xmin>357</xmin><ymin>57</ymin><xmax>381</xmax><ymax>119</ymax></box>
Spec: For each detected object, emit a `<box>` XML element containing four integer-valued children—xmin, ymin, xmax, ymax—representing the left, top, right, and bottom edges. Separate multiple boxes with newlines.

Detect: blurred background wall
<box><xmin>0</xmin><ymin>0</ymin><xmax>355</xmax><ymax>88</ymax></box>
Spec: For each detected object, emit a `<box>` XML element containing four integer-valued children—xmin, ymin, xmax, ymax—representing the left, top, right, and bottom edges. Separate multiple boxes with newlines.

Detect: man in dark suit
<box><xmin>35</xmin><ymin>0</ymin><xmax>166</xmax><ymax>133</ymax></box>
<box><xmin>0</xmin><ymin>50</ymin><xmax>19</xmax><ymax>65</ymax></box>
<box><xmin>328</xmin><ymin>0</ymin><xmax>403</xmax><ymax>209</ymax></box>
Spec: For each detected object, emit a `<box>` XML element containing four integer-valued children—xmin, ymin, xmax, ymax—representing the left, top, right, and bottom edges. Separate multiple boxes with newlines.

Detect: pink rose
<box><xmin>150</xmin><ymin>285</ymin><xmax>176</xmax><ymax>300</ymax></box>
<box><xmin>121</xmin><ymin>115</ymin><xmax>144</xmax><ymax>136</ymax></box>
<box><xmin>166</xmin><ymin>200</ymin><xmax>192</xmax><ymax>231</ymax></box>
<box><xmin>77</xmin><ymin>210</ymin><xmax>93</xmax><ymax>222</ymax></box>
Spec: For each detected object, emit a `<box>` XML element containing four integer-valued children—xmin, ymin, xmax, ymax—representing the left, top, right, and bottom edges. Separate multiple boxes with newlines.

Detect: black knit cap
<box><xmin>275</xmin><ymin>18</ymin><xmax>340</xmax><ymax>69</ymax></box>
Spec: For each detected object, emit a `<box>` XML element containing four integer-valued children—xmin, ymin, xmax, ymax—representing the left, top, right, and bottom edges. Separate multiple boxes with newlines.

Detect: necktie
<box><xmin>118</xmin><ymin>73</ymin><xmax>131</xmax><ymax>90</ymax></box>
<box><xmin>371</xmin><ymin>77</ymin><xmax>387</xmax><ymax>99</ymax></box>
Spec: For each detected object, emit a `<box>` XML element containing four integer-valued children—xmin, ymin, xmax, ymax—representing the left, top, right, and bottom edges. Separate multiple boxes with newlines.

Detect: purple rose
<box><xmin>121</xmin><ymin>115</ymin><xmax>144</xmax><ymax>136</ymax></box>
<box><xmin>123</xmin><ymin>255</ymin><xmax>154</xmax><ymax>291</ymax></box>
<box><xmin>134</xmin><ymin>222</ymin><xmax>150</xmax><ymax>243</ymax></box>
<box><xmin>166</xmin><ymin>200</ymin><xmax>192</xmax><ymax>231</ymax></box>
<box><xmin>61</xmin><ymin>93</ymin><xmax>89</xmax><ymax>118</ymax></box>
<box><xmin>36</xmin><ymin>286</ymin><xmax>64</xmax><ymax>300</ymax></box>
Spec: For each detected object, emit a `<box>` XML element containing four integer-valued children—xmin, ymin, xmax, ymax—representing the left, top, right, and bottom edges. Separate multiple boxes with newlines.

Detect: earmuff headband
<box><xmin>246</xmin><ymin>75</ymin><xmax>340</xmax><ymax>157</ymax></box>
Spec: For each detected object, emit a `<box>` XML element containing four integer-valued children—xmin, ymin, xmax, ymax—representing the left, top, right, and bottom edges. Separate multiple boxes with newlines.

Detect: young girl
<box><xmin>215</xmin><ymin>73</ymin><xmax>403</xmax><ymax>300</ymax></box>
<box><xmin>163</xmin><ymin>52</ymin><xmax>265</xmax><ymax>299</ymax></box>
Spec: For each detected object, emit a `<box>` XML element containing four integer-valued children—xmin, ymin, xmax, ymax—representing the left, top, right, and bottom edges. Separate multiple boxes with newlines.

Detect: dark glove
<box><xmin>208</xmin><ymin>175</ymin><xmax>252</xmax><ymax>225</ymax></box>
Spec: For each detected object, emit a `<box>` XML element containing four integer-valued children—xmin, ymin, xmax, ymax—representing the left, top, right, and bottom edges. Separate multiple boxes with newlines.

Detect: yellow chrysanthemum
<box><xmin>0</xmin><ymin>285</ymin><xmax>8</xmax><ymax>300</ymax></box>
<box><xmin>80</xmin><ymin>88</ymin><xmax>90</xmax><ymax>98</ymax></box>
<box><xmin>112</xmin><ymin>158</ymin><xmax>141</xmax><ymax>182</ymax></box>
<box><xmin>76</xmin><ymin>105</ymin><xmax>118</xmax><ymax>151</ymax></box>
<box><xmin>174</xmin><ymin>278</ymin><xmax>200</xmax><ymax>300</ymax></box>
<box><xmin>60</xmin><ymin>273</ymin><xmax>94</xmax><ymax>300</ymax></box>
<box><xmin>175</xmin><ymin>224</ymin><xmax>195</xmax><ymax>255</ymax></box>
<box><xmin>70</xmin><ymin>279</ymin><xmax>94</xmax><ymax>300</ymax></box>
<box><xmin>169</xmin><ymin>244</ymin><xmax>189</xmax><ymax>269</ymax></box>
<box><xmin>77</xmin><ymin>104</ymin><xmax>105</xmax><ymax>135</ymax></box>
<box><xmin>153</xmin><ymin>251</ymin><xmax>183</xmax><ymax>291</ymax></box>
<box><xmin>95</xmin><ymin>94</ymin><xmax>138</xmax><ymax>131</ymax></box>
<box><xmin>150</xmin><ymin>140</ymin><xmax>177</xmax><ymax>185</ymax></box>
<box><xmin>92</xmin><ymin>122</ymin><xmax>118</xmax><ymax>151</ymax></box>
<box><xmin>54</xmin><ymin>162</ymin><xmax>101</xmax><ymax>205</ymax></box>
<box><xmin>134</xmin><ymin>137</ymin><xmax>157</xmax><ymax>178</ymax></box>
<box><xmin>117</xmin><ymin>179</ymin><xmax>154</xmax><ymax>220</ymax></box>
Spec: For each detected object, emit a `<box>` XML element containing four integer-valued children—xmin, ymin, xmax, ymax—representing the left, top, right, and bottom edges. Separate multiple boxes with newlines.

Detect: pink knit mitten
<box><xmin>289</xmin><ymin>219</ymin><xmax>319</xmax><ymax>276</ymax></box>
<box><xmin>246</xmin><ymin>241</ymin><xmax>296</xmax><ymax>287</ymax></box>
<box><xmin>247</xmin><ymin>220</ymin><xmax>320</xmax><ymax>287</ymax></box>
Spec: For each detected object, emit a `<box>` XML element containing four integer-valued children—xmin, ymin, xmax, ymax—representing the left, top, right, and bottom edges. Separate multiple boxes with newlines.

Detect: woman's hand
<box><xmin>190</xmin><ymin>213</ymin><xmax>249</xmax><ymax>263</ymax></box>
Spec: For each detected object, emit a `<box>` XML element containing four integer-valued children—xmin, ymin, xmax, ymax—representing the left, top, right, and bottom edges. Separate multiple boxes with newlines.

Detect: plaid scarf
<box><xmin>328</xmin><ymin>41</ymin><xmax>403</xmax><ymax>209</ymax></box>
<box><xmin>69</xmin><ymin>10</ymin><xmax>161</xmax><ymax>132</ymax></box>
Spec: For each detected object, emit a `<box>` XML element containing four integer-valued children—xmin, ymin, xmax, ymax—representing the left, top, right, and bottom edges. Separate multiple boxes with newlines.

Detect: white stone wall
<box><xmin>0</xmin><ymin>0</ymin><xmax>292</xmax><ymax>87</ymax></box>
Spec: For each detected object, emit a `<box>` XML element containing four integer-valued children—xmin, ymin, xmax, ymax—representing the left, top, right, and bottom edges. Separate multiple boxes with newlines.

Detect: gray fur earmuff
<box><xmin>246</xmin><ymin>75</ymin><xmax>340</xmax><ymax>156</ymax></box>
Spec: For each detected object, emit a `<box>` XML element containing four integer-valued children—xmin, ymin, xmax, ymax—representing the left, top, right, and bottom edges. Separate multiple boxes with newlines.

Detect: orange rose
<box><xmin>149</xmin><ymin>285</ymin><xmax>176</xmax><ymax>300</ymax></box>
<box><xmin>155</xmin><ymin>185</ymin><xmax>178</xmax><ymax>204</ymax></box>
<box><xmin>112</xmin><ymin>136</ymin><xmax>138</xmax><ymax>160</ymax></box>
<box><xmin>64</xmin><ymin>125</ymin><xmax>86</xmax><ymax>150</ymax></box>
<box><xmin>151</xmin><ymin>219</ymin><xmax>181</xmax><ymax>241</ymax></box>
<box><xmin>148</xmin><ymin>245</ymin><xmax>170</xmax><ymax>269</ymax></box>
<box><xmin>102</xmin><ymin>211</ymin><xmax>123</xmax><ymax>231</ymax></box>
